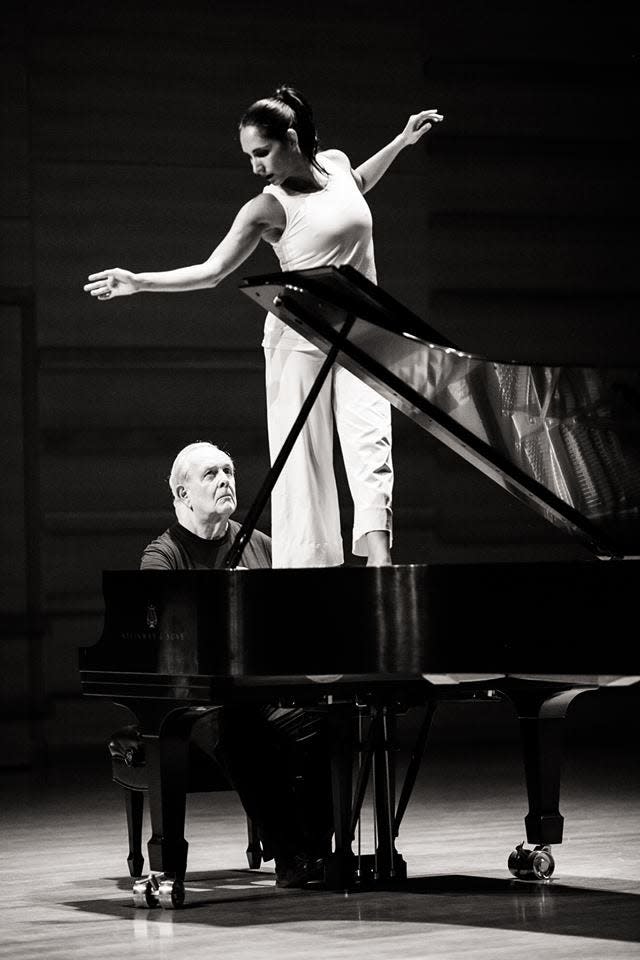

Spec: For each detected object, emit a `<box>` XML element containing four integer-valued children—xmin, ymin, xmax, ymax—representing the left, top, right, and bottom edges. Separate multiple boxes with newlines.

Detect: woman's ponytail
<box><xmin>239</xmin><ymin>84</ymin><xmax>323</xmax><ymax>170</ymax></box>
<box><xmin>273</xmin><ymin>85</ymin><xmax>319</xmax><ymax>163</ymax></box>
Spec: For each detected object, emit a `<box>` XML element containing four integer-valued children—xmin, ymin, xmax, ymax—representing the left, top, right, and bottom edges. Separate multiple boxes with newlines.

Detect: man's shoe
<box><xmin>275</xmin><ymin>855</ymin><xmax>325</xmax><ymax>889</ymax></box>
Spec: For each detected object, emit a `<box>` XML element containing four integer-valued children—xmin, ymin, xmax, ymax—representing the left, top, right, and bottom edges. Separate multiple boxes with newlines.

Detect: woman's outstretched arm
<box><xmin>352</xmin><ymin>108</ymin><xmax>443</xmax><ymax>194</ymax></box>
<box><xmin>83</xmin><ymin>193</ymin><xmax>283</xmax><ymax>300</ymax></box>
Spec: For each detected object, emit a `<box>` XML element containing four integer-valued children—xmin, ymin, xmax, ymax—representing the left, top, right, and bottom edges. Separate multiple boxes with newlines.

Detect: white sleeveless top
<box><xmin>261</xmin><ymin>150</ymin><xmax>377</xmax><ymax>352</ymax></box>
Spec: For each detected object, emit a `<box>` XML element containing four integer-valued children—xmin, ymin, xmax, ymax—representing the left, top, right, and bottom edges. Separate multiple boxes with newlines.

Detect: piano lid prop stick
<box><xmin>222</xmin><ymin>302</ymin><xmax>356</xmax><ymax>568</ymax></box>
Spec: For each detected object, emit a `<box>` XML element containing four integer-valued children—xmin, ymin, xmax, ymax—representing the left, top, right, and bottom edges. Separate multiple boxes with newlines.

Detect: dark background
<box><xmin>2</xmin><ymin>0</ymin><xmax>639</xmax><ymax>765</ymax></box>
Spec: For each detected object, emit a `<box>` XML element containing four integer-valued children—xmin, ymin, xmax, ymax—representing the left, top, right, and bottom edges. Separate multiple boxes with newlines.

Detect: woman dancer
<box><xmin>84</xmin><ymin>85</ymin><xmax>443</xmax><ymax>567</ymax></box>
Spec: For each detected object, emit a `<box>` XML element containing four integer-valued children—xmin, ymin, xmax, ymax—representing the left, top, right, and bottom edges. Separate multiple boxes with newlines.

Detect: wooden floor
<box><xmin>2</xmin><ymin>738</ymin><xmax>639</xmax><ymax>960</ymax></box>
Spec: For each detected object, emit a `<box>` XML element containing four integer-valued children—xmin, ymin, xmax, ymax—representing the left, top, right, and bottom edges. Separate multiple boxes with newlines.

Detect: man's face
<box><xmin>179</xmin><ymin>446</ymin><xmax>237</xmax><ymax>524</ymax></box>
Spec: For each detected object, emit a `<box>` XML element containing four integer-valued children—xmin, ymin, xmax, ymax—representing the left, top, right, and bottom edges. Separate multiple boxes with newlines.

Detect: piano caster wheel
<box><xmin>508</xmin><ymin>843</ymin><xmax>555</xmax><ymax>881</ymax></box>
<box><xmin>132</xmin><ymin>875</ymin><xmax>160</xmax><ymax>908</ymax></box>
<box><xmin>157</xmin><ymin>878</ymin><xmax>185</xmax><ymax>909</ymax></box>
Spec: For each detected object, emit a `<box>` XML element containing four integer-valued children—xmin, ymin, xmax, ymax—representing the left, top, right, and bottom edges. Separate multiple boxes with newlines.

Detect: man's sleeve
<box><xmin>242</xmin><ymin>530</ymin><xmax>272</xmax><ymax>569</ymax></box>
<box><xmin>263</xmin><ymin>534</ymin><xmax>272</xmax><ymax>567</ymax></box>
<box><xmin>140</xmin><ymin>537</ymin><xmax>176</xmax><ymax>570</ymax></box>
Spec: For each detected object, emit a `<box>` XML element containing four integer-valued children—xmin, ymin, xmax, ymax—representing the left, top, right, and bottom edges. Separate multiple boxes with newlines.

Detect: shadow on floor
<box><xmin>67</xmin><ymin>869</ymin><xmax>640</xmax><ymax>943</ymax></box>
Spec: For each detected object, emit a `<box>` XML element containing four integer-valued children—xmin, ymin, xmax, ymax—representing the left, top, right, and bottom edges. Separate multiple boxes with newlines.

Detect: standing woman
<box><xmin>84</xmin><ymin>86</ymin><xmax>443</xmax><ymax>568</ymax></box>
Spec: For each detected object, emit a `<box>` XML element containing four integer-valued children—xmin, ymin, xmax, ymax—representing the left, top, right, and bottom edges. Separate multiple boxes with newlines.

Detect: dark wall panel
<box><xmin>0</xmin><ymin>299</ymin><xmax>43</xmax><ymax>765</ymax></box>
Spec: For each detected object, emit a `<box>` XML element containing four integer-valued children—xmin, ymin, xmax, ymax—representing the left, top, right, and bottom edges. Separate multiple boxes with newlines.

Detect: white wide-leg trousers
<box><xmin>264</xmin><ymin>346</ymin><xmax>393</xmax><ymax>568</ymax></box>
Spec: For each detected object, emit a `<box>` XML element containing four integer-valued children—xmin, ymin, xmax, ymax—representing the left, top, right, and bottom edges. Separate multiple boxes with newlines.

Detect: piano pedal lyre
<box><xmin>508</xmin><ymin>842</ymin><xmax>555</xmax><ymax>882</ymax></box>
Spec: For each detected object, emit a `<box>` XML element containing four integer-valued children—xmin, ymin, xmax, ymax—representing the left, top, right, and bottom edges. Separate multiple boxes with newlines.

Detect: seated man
<box><xmin>140</xmin><ymin>441</ymin><xmax>333</xmax><ymax>886</ymax></box>
<box><xmin>141</xmin><ymin>440</ymin><xmax>271</xmax><ymax>570</ymax></box>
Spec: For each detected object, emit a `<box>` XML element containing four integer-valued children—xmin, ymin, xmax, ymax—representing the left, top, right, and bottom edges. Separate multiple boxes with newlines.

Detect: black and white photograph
<box><xmin>2</xmin><ymin>1</ymin><xmax>639</xmax><ymax>957</ymax></box>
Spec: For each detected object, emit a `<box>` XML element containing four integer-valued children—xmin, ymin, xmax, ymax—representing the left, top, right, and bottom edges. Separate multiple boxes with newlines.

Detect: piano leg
<box><xmin>123</xmin><ymin>788</ymin><xmax>145</xmax><ymax>879</ymax></box>
<box><xmin>245</xmin><ymin>814</ymin><xmax>263</xmax><ymax>869</ymax></box>
<box><xmin>140</xmin><ymin>712</ymin><xmax>193</xmax><ymax>906</ymax></box>
<box><xmin>506</xmin><ymin>684</ymin><xmax>597</xmax><ymax>878</ymax></box>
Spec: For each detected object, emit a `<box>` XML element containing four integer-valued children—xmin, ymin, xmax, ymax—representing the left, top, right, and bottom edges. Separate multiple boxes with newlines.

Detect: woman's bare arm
<box><xmin>83</xmin><ymin>193</ymin><xmax>283</xmax><ymax>300</ymax></box>
<box><xmin>352</xmin><ymin>108</ymin><xmax>443</xmax><ymax>194</ymax></box>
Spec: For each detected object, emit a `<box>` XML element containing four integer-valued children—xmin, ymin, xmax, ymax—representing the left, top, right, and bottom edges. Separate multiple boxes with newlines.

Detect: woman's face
<box><xmin>239</xmin><ymin>125</ymin><xmax>296</xmax><ymax>186</ymax></box>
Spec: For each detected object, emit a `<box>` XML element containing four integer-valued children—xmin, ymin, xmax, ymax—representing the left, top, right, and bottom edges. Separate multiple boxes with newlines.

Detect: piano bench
<box><xmin>107</xmin><ymin>723</ymin><xmax>264</xmax><ymax>879</ymax></box>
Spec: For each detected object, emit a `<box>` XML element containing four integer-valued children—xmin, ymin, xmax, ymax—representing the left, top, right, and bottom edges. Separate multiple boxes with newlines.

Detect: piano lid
<box><xmin>240</xmin><ymin>265</ymin><xmax>640</xmax><ymax>559</ymax></box>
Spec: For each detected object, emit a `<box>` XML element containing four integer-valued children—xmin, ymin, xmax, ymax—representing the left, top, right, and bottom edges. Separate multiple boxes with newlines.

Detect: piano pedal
<box><xmin>508</xmin><ymin>842</ymin><xmax>555</xmax><ymax>881</ymax></box>
<box><xmin>355</xmin><ymin>852</ymin><xmax>408</xmax><ymax>885</ymax></box>
<box><xmin>132</xmin><ymin>873</ymin><xmax>185</xmax><ymax>909</ymax></box>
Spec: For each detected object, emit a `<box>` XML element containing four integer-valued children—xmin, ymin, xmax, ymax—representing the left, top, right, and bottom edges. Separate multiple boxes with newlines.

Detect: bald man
<box><xmin>141</xmin><ymin>441</ymin><xmax>271</xmax><ymax>570</ymax></box>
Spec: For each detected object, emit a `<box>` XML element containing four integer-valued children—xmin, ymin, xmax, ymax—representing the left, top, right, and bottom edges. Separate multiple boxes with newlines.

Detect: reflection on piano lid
<box><xmin>240</xmin><ymin>265</ymin><xmax>640</xmax><ymax>559</ymax></box>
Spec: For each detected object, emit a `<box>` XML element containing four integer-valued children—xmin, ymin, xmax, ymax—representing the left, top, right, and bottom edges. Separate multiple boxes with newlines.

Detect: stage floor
<box><xmin>2</xmin><ymin>739</ymin><xmax>639</xmax><ymax>960</ymax></box>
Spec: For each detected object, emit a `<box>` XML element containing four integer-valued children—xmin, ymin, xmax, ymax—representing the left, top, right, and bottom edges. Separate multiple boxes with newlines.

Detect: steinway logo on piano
<box><xmin>119</xmin><ymin>628</ymin><xmax>186</xmax><ymax>643</ymax></box>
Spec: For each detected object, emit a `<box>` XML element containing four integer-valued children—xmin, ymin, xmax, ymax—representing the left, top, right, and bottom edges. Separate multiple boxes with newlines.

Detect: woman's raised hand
<box><xmin>400</xmin><ymin>109</ymin><xmax>444</xmax><ymax>145</ymax></box>
<box><xmin>84</xmin><ymin>268</ymin><xmax>137</xmax><ymax>300</ymax></box>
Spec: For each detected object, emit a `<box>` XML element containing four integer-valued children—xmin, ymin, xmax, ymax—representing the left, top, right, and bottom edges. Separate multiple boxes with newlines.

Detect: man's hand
<box><xmin>84</xmin><ymin>267</ymin><xmax>137</xmax><ymax>300</ymax></box>
<box><xmin>399</xmin><ymin>109</ymin><xmax>444</xmax><ymax>146</ymax></box>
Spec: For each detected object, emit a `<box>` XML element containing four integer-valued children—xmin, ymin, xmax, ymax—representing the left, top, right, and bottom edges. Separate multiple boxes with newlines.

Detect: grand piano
<box><xmin>80</xmin><ymin>265</ymin><xmax>640</xmax><ymax>907</ymax></box>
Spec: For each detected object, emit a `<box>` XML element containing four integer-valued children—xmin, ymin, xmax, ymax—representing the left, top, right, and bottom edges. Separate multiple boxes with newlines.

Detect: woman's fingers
<box><xmin>84</xmin><ymin>269</ymin><xmax>116</xmax><ymax>299</ymax></box>
<box><xmin>415</xmin><ymin>109</ymin><xmax>443</xmax><ymax>128</ymax></box>
<box><xmin>84</xmin><ymin>280</ymin><xmax>110</xmax><ymax>297</ymax></box>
